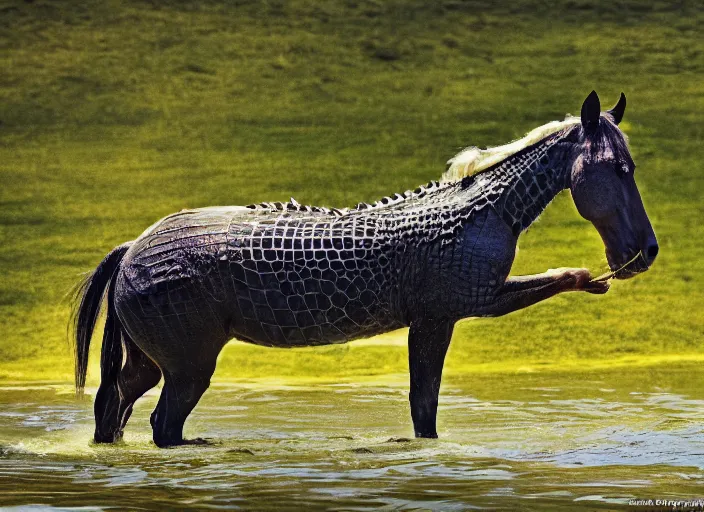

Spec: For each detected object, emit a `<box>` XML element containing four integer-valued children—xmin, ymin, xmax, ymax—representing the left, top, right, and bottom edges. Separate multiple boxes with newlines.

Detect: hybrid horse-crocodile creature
<box><xmin>72</xmin><ymin>91</ymin><xmax>658</xmax><ymax>447</ymax></box>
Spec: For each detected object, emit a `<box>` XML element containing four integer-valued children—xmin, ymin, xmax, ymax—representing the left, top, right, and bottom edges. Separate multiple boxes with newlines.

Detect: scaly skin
<box><xmin>93</xmin><ymin>123</ymin><xmax>613</xmax><ymax>446</ymax></box>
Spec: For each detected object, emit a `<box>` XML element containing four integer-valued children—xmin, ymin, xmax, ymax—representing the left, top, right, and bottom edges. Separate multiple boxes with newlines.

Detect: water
<box><xmin>1</xmin><ymin>367</ymin><xmax>703</xmax><ymax>511</ymax></box>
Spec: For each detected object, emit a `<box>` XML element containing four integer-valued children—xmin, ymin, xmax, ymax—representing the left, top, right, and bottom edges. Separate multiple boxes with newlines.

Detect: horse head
<box><xmin>569</xmin><ymin>91</ymin><xmax>658</xmax><ymax>278</ymax></box>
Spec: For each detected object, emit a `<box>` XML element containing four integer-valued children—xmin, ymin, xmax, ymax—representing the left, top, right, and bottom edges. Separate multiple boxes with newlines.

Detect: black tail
<box><xmin>70</xmin><ymin>242</ymin><xmax>132</xmax><ymax>396</ymax></box>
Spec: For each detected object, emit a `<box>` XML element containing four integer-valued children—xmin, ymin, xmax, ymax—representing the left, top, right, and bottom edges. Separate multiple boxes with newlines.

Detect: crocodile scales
<box><xmin>71</xmin><ymin>92</ymin><xmax>658</xmax><ymax>446</ymax></box>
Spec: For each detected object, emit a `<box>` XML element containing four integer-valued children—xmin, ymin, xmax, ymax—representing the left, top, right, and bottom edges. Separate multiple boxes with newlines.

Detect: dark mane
<box><xmin>576</xmin><ymin>115</ymin><xmax>634</xmax><ymax>172</ymax></box>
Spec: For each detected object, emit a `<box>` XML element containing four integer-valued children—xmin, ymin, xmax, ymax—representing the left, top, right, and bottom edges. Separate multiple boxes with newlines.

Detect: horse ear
<box><xmin>580</xmin><ymin>90</ymin><xmax>601</xmax><ymax>132</ymax></box>
<box><xmin>607</xmin><ymin>92</ymin><xmax>626</xmax><ymax>125</ymax></box>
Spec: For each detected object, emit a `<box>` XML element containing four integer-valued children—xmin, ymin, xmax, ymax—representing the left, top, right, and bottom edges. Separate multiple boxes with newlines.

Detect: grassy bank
<box><xmin>0</xmin><ymin>0</ymin><xmax>702</xmax><ymax>383</ymax></box>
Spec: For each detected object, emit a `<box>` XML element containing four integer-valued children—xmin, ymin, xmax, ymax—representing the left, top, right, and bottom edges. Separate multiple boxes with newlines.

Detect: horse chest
<box><xmin>404</xmin><ymin>207</ymin><xmax>516</xmax><ymax>318</ymax></box>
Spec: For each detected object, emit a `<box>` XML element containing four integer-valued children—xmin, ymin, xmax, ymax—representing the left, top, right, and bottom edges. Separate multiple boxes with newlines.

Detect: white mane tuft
<box><xmin>442</xmin><ymin>116</ymin><xmax>581</xmax><ymax>182</ymax></box>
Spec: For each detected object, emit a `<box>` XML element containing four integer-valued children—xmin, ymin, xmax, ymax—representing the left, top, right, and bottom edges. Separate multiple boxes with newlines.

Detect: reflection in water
<box><xmin>0</xmin><ymin>367</ymin><xmax>703</xmax><ymax>510</ymax></box>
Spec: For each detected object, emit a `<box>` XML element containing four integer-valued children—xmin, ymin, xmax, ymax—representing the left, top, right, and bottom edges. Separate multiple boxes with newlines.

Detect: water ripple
<box><xmin>1</xmin><ymin>367</ymin><xmax>703</xmax><ymax>510</ymax></box>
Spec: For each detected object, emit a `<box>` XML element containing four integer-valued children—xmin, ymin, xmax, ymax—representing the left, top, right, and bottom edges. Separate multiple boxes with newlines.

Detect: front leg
<box><xmin>477</xmin><ymin>268</ymin><xmax>609</xmax><ymax>317</ymax></box>
<box><xmin>408</xmin><ymin>318</ymin><xmax>454</xmax><ymax>438</ymax></box>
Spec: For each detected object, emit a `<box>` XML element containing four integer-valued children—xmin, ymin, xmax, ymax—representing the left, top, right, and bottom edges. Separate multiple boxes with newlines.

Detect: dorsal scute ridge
<box><xmin>243</xmin><ymin>179</ymin><xmax>450</xmax><ymax>217</ymax></box>
<box><xmin>245</xmin><ymin>199</ymin><xmax>349</xmax><ymax>216</ymax></box>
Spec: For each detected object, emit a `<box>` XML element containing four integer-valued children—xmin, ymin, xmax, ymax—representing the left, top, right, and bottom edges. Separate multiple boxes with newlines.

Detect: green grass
<box><xmin>0</xmin><ymin>0</ymin><xmax>702</xmax><ymax>384</ymax></box>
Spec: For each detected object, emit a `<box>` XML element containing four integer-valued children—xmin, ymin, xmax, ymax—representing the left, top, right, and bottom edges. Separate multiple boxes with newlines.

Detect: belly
<box><xmin>225</xmin><ymin>257</ymin><xmax>403</xmax><ymax>347</ymax></box>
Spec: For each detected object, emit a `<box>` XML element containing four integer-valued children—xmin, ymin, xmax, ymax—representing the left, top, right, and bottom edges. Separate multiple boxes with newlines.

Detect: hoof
<box><xmin>556</xmin><ymin>268</ymin><xmax>591</xmax><ymax>288</ymax></box>
<box><xmin>93</xmin><ymin>430</ymin><xmax>123</xmax><ymax>444</ymax></box>
<box><xmin>414</xmin><ymin>431</ymin><xmax>438</xmax><ymax>439</ymax></box>
<box><xmin>583</xmin><ymin>278</ymin><xmax>611</xmax><ymax>294</ymax></box>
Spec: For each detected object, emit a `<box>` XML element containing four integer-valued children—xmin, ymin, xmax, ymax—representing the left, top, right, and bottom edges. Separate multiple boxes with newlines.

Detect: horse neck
<box><xmin>458</xmin><ymin>133</ymin><xmax>575</xmax><ymax>237</ymax></box>
<box><xmin>366</xmin><ymin>132</ymin><xmax>576</xmax><ymax>246</ymax></box>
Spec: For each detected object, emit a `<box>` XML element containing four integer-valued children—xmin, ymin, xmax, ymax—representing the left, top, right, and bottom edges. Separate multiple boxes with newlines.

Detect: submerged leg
<box><xmin>116</xmin><ymin>337</ymin><xmax>162</xmax><ymax>435</ymax></box>
<box><xmin>477</xmin><ymin>268</ymin><xmax>609</xmax><ymax>317</ymax></box>
<box><xmin>94</xmin><ymin>333</ymin><xmax>162</xmax><ymax>443</ymax></box>
<box><xmin>408</xmin><ymin>318</ymin><xmax>454</xmax><ymax>439</ymax></box>
<box><xmin>150</xmin><ymin>364</ymin><xmax>216</xmax><ymax>448</ymax></box>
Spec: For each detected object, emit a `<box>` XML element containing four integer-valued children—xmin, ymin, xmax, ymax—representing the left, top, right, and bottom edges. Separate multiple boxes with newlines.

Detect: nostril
<box><xmin>647</xmin><ymin>244</ymin><xmax>659</xmax><ymax>262</ymax></box>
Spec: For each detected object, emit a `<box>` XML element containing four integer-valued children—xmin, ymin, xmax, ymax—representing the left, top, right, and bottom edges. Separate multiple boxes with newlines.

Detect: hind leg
<box><xmin>115</xmin><ymin>282</ymin><xmax>227</xmax><ymax>447</ymax></box>
<box><xmin>116</xmin><ymin>337</ymin><xmax>162</xmax><ymax>436</ymax></box>
<box><xmin>94</xmin><ymin>334</ymin><xmax>161</xmax><ymax>443</ymax></box>
<box><xmin>150</xmin><ymin>363</ymin><xmax>216</xmax><ymax>448</ymax></box>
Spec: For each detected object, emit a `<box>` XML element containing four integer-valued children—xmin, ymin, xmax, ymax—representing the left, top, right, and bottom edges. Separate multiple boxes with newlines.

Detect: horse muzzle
<box><xmin>610</xmin><ymin>250</ymin><xmax>651</xmax><ymax>280</ymax></box>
